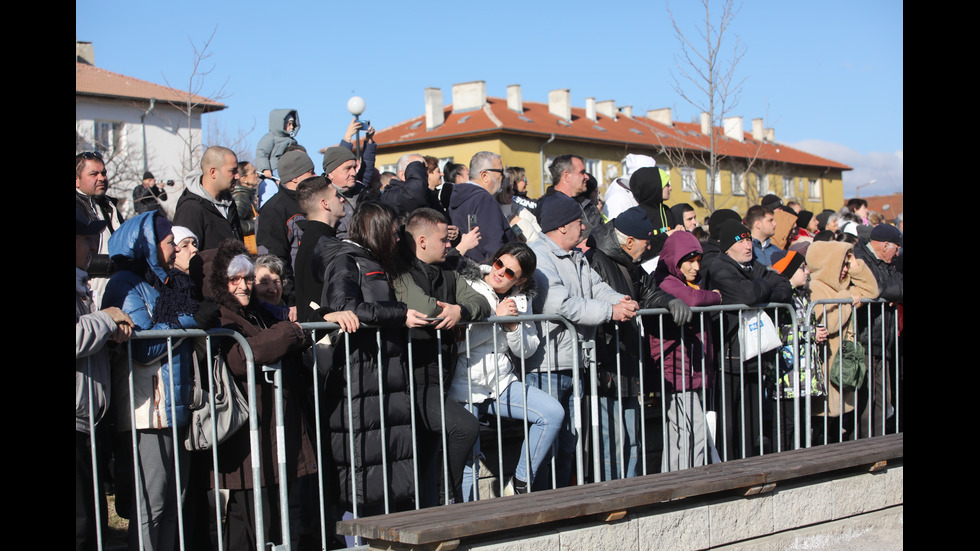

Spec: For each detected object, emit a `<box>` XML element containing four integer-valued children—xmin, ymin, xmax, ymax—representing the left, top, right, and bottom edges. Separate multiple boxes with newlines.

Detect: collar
<box><xmin>76</xmin><ymin>267</ymin><xmax>92</xmax><ymax>298</ymax></box>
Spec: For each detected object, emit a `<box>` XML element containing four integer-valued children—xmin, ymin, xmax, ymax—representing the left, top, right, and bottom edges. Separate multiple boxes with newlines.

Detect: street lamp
<box><xmin>855</xmin><ymin>178</ymin><xmax>877</xmax><ymax>198</ymax></box>
<box><xmin>347</xmin><ymin>96</ymin><xmax>366</xmax><ymax>162</ymax></box>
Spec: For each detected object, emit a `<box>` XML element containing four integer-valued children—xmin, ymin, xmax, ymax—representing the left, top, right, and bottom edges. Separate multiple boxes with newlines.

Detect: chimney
<box><xmin>506</xmin><ymin>84</ymin><xmax>523</xmax><ymax>113</ymax></box>
<box><xmin>647</xmin><ymin>108</ymin><xmax>672</xmax><ymax>126</ymax></box>
<box><xmin>424</xmin><ymin>88</ymin><xmax>444</xmax><ymax>131</ymax></box>
<box><xmin>585</xmin><ymin>97</ymin><xmax>597</xmax><ymax>122</ymax></box>
<box><xmin>548</xmin><ymin>89</ymin><xmax>571</xmax><ymax>122</ymax></box>
<box><xmin>451</xmin><ymin>80</ymin><xmax>487</xmax><ymax>113</ymax></box>
<box><xmin>764</xmin><ymin>128</ymin><xmax>775</xmax><ymax>142</ymax></box>
<box><xmin>724</xmin><ymin>116</ymin><xmax>744</xmax><ymax>142</ymax></box>
<box><xmin>76</xmin><ymin>41</ymin><xmax>95</xmax><ymax>65</ymax></box>
<box><xmin>752</xmin><ymin>118</ymin><xmax>764</xmax><ymax>141</ymax></box>
<box><xmin>619</xmin><ymin>105</ymin><xmax>633</xmax><ymax>118</ymax></box>
<box><xmin>596</xmin><ymin>100</ymin><xmax>616</xmax><ymax>120</ymax></box>
<box><xmin>700</xmin><ymin>112</ymin><xmax>711</xmax><ymax>135</ymax></box>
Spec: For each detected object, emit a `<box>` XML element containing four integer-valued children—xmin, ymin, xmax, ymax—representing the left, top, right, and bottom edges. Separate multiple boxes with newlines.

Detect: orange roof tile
<box><xmin>375</xmin><ymin>97</ymin><xmax>849</xmax><ymax>171</ymax></box>
<box><xmin>75</xmin><ymin>62</ymin><xmax>226</xmax><ymax>113</ymax></box>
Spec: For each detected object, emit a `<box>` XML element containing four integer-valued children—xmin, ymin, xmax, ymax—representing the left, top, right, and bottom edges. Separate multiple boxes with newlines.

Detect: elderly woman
<box><xmin>205</xmin><ymin>239</ymin><xmax>315</xmax><ymax>549</ymax></box>
<box><xmin>102</xmin><ymin>211</ymin><xmax>200</xmax><ymax>551</ymax></box>
<box><xmin>252</xmin><ymin>254</ymin><xmax>298</xmax><ymax>321</ymax></box>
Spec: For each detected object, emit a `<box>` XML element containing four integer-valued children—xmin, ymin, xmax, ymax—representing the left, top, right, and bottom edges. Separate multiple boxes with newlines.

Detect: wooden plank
<box><xmin>338</xmin><ymin>433</ymin><xmax>903</xmax><ymax>545</ymax></box>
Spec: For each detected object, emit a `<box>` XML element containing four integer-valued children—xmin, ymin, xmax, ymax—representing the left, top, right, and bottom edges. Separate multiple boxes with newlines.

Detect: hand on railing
<box><xmin>434</xmin><ymin>301</ymin><xmax>463</xmax><ymax>330</ymax></box>
<box><xmin>323</xmin><ymin>310</ymin><xmax>360</xmax><ymax>333</ymax></box>
<box><xmin>612</xmin><ymin>296</ymin><xmax>639</xmax><ymax>321</ymax></box>
<box><xmin>406</xmin><ymin>309</ymin><xmax>433</xmax><ymax>328</ymax></box>
<box><xmin>104</xmin><ymin>306</ymin><xmax>134</xmax><ymax>342</ymax></box>
<box><xmin>495</xmin><ymin>298</ymin><xmax>519</xmax><ymax>332</ymax></box>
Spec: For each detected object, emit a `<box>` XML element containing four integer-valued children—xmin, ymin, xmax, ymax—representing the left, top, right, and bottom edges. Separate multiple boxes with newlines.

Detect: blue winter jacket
<box><xmin>102</xmin><ymin>212</ymin><xmax>196</xmax><ymax>430</ymax></box>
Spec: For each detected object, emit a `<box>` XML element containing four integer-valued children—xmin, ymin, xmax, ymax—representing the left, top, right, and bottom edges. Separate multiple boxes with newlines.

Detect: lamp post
<box><xmin>855</xmin><ymin>178</ymin><xmax>877</xmax><ymax>198</ymax></box>
<box><xmin>347</xmin><ymin>96</ymin><xmax>366</xmax><ymax>162</ymax></box>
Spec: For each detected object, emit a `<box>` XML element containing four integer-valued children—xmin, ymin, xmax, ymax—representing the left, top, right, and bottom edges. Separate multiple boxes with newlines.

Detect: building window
<box><xmin>585</xmin><ymin>158</ymin><xmax>602</xmax><ymax>187</ymax></box>
<box><xmin>732</xmin><ymin>171</ymin><xmax>745</xmax><ymax>195</ymax></box>
<box><xmin>782</xmin><ymin>176</ymin><xmax>793</xmax><ymax>198</ymax></box>
<box><xmin>378</xmin><ymin>163</ymin><xmax>397</xmax><ymax>175</ymax></box>
<box><xmin>757</xmin><ymin>173</ymin><xmax>768</xmax><ymax>195</ymax></box>
<box><xmin>681</xmin><ymin>167</ymin><xmax>696</xmax><ymax>192</ymax></box>
<box><xmin>809</xmin><ymin>178</ymin><xmax>821</xmax><ymax>199</ymax></box>
<box><xmin>93</xmin><ymin>121</ymin><xmax>124</xmax><ymax>155</ymax></box>
<box><xmin>712</xmin><ymin>170</ymin><xmax>722</xmax><ymax>194</ymax></box>
<box><xmin>543</xmin><ymin>156</ymin><xmax>557</xmax><ymax>185</ymax></box>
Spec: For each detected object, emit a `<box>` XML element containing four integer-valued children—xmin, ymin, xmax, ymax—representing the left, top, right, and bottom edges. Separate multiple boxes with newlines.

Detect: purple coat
<box><xmin>650</xmin><ymin>232</ymin><xmax>722</xmax><ymax>392</ymax></box>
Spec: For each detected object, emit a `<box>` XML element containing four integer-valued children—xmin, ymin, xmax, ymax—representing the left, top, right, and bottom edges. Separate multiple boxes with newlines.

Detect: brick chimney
<box><xmin>548</xmin><ymin>89</ymin><xmax>571</xmax><ymax>121</ymax></box>
<box><xmin>507</xmin><ymin>84</ymin><xmax>523</xmax><ymax>113</ymax></box>
<box><xmin>647</xmin><ymin>108</ymin><xmax>672</xmax><ymax>126</ymax></box>
<box><xmin>424</xmin><ymin>88</ymin><xmax>444</xmax><ymax>131</ymax></box>
<box><xmin>724</xmin><ymin>116</ymin><xmax>744</xmax><ymax>142</ymax></box>
<box><xmin>451</xmin><ymin>80</ymin><xmax>487</xmax><ymax>113</ymax></box>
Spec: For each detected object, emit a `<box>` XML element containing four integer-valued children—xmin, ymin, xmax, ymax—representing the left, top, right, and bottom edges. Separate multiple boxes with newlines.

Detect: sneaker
<box><xmin>503</xmin><ymin>477</ymin><xmax>528</xmax><ymax>496</ymax></box>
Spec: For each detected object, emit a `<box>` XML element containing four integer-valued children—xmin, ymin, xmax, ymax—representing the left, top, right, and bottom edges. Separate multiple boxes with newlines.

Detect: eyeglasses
<box><xmin>483</xmin><ymin>168</ymin><xmax>505</xmax><ymax>175</ymax></box>
<box><xmin>492</xmin><ymin>259</ymin><xmax>517</xmax><ymax>280</ymax></box>
<box><xmin>76</xmin><ymin>151</ymin><xmax>104</xmax><ymax>161</ymax></box>
<box><xmin>228</xmin><ymin>275</ymin><xmax>255</xmax><ymax>285</ymax></box>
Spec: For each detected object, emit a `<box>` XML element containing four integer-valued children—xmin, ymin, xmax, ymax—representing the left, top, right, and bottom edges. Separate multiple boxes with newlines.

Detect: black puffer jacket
<box><xmin>319</xmin><ymin>239</ymin><xmax>415</xmax><ymax>511</ymax></box>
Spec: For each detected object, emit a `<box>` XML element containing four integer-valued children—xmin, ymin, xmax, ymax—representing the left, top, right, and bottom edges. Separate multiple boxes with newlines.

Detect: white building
<box><xmin>75</xmin><ymin>41</ymin><xmax>226</xmax><ymax>218</ymax></box>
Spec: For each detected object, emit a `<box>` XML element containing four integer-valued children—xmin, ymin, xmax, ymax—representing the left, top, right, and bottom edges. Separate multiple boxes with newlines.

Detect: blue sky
<box><xmin>76</xmin><ymin>0</ymin><xmax>902</xmax><ymax>197</ymax></box>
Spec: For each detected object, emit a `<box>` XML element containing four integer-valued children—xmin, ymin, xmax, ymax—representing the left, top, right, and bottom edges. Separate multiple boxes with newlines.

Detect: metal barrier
<box><xmin>80</xmin><ymin>300</ymin><xmax>901</xmax><ymax>551</ymax></box>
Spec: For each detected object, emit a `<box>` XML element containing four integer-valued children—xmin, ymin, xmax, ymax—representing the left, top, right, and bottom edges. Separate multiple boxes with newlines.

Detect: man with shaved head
<box><xmin>174</xmin><ymin>146</ymin><xmax>244</xmax><ymax>250</ymax></box>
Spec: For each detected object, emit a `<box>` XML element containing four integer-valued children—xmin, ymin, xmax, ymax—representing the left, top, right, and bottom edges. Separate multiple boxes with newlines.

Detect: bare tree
<box><xmin>665</xmin><ymin>0</ymin><xmax>747</xmax><ymax>212</ymax></box>
<box><xmin>161</xmin><ymin>26</ymin><xmax>229</xmax><ymax>176</ymax></box>
<box><xmin>205</xmin><ymin>115</ymin><xmax>256</xmax><ymax>163</ymax></box>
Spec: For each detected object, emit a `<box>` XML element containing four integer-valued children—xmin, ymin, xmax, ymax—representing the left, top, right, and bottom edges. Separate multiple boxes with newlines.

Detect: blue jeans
<box><xmin>461</xmin><ymin>381</ymin><xmax>565</xmax><ymax>501</ymax></box>
<box><xmin>597</xmin><ymin>395</ymin><xmax>640</xmax><ymax>480</ymax></box>
<box><xmin>523</xmin><ymin>371</ymin><xmax>579</xmax><ymax>489</ymax></box>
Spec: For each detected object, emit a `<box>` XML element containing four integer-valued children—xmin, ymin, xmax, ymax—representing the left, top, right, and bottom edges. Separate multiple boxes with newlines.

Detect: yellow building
<box><xmin>373</xmin><ymin>81</ymin><xmax>850</xmax><ymax>221</ymax></box>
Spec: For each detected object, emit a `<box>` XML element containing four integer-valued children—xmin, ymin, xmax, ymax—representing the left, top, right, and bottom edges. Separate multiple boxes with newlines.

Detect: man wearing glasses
<box><xmin>75</xmin><ymin>151</ymin><xmax>124</xmax><ymax>305</ymax></box>
<box><xmin>447</xmin><ymin>151</ymin><xmax>514</xmax><ymax>263</ymax></box>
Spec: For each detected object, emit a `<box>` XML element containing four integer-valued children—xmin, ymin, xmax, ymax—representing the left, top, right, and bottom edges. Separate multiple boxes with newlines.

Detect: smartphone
<box><xmin>467</xmin><ymin>214</ymin><xmax>478</xmax><ymax>233</ymax></box>
<box><xmin>423</xmin><ymin>317</ymin><xmax>445</xmax><ymax>322</ymax></box>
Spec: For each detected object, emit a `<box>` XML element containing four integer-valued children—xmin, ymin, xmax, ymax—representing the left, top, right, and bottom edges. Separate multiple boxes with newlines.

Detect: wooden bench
<box><xmin>338</xmin><ymin>433</ymin><xmax>903</xmax><ymax>548</ymax></box>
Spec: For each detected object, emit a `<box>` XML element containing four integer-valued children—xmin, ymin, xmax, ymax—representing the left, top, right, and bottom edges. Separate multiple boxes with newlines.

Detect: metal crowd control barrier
<box><xmin>81</xmin><ymin>302</ymin><xmax>901</xmax><ymax>551</ymax></box>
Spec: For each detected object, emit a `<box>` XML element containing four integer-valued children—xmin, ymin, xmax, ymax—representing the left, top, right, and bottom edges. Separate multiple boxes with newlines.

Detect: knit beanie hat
<box><xmin>771</xmin><ymin>249</ymin><xmax>805</xmax><ymax>277</ymax></box>
<box><xmin>870</xmin><ymin>223</ymin><xmax>902</xmax><ymax>246</ymax></box>
<box><xmin>708</xmin><ymin>209</ymin><xmax>742</xmax><ymax>240</ymax></box>
<box><xmin>539</xmin><ymin>192</ymin><xmax>584</xmax><ymax>233</ymax></box>
<box><xmin>278</xmin><ymin>150</ymin><xmax>315</xmax><ymax>184</ymax></box>
<box><xmin>796</xmin><ymin>210</ymin><xmax>814</xmax><ymax>230</ymax></box>
<box><xmin>321</xmin><ymin>146</ymin><xmax>356</xmax><ymax>176</ymax></box>
<box><xmin>719</xmin><ymin>220</ymin><xmax>751</xmax><ymax>252</ymax></box>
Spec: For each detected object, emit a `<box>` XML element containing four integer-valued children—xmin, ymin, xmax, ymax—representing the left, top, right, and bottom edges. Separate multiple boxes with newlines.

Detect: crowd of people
<box><xmin>76</xmin><ymin>112</ymin><xmax>904</xmax><ymax>550</ymax></box>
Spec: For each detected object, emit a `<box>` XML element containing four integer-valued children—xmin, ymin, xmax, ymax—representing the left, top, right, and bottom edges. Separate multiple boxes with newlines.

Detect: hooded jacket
<box><xmin>254</xmin><ymin>109</ymin><xmax>300</xmax><ymax>175</ymax></box>
<box><xmin>807</xmin><ymin>241</ymin><xmax>879</xmax><ymax>416</ymax></box>
<box><xmin>203</xmin><ymin>240</ymin><xmax>315</xmax><ymax>490</ymax></box>
<box><xmin>602</xmin><ymin>153</ymin><xmax>655</xmax><ymax>219</ymax></box>
<box><xmin>76</xmin><ymin>268</ymin><xmax>116</xmax><ymax>434</ymax></box>
<box><xmin>101</xmin><ymin>212</ymin><xmax>196</xmax><ymax>430</ymax></box>
<box><xmin>652</xmin><ymin>232</ymin><xmax>722</xmax><ymax>392</ymax></box>
<box><xmin>448</xmin><ymin>182</ymin><xmax>514</xmax><ymax>263</ymax></box>
<box><xmin>173</xmin><ymin>172</ymin><xmax>244</xmax><ymax>251</ymax></box>
<box><xmin>319</xmin><ymin>239</ymin><xmax>415</xmax><ymax>510</ymax></box>
<box><xmin>629</xmin><ymin>167</ymin><xmax>676</xmax><ymax>257</ymax></box>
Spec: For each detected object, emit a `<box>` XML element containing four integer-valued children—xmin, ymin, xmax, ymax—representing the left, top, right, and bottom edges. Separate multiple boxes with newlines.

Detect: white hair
<box><xmin>226</xmin><ymin>254</ymin><xmax>255</xmax><ymax>278</ymax></box>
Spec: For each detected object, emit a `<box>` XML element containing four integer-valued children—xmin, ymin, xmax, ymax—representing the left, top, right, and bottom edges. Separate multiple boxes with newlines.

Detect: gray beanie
<box><xmin>278</xmin><ymin>150</ymin><xmax>315</xmax><ymax>184</ymax></box>
<box><xmin>322</xmin><ymin>146</ymin><xmax>356</xmax><ymax>176</ymax></box>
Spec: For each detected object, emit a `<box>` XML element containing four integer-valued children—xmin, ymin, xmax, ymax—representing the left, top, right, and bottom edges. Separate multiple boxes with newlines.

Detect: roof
<box><xmin>75</xmin><ymin>62</ymin><xmax>226</xmax><ymax>113</ymax></box>
<box><xmin>374</xmin><ymin>97</ymin><xmax>850</xmax><ymax>171</ymax></box>
<box><xmin>863</xmin><ymin>192</ymin><xmax>903</xmax><ymax>219</ymax></box>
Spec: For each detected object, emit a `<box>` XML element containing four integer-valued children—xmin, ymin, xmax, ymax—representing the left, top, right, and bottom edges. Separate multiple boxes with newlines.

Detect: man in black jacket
<box><xmin>702</xmin><ymin>220</ymin><xmax>792</xmax><ymax>460</ymax></box>
<box><xmin>853</xmin><ymin>224</ymin><xmax>903</xmax><ymax>437</ymax></box>
<box><xmin>587</xmin><ymin>207</ymin><xmax>691</xmax><ymax>480</ymax></box>
<box><xmin>173</xmin><ymin>146</ymin><xmax>244</xmax><ymax>251</ymax></box>
<box><xmin>293</xmin><ymin>176</ymin><xmax>347</xmax><ymax>322</ymax></box>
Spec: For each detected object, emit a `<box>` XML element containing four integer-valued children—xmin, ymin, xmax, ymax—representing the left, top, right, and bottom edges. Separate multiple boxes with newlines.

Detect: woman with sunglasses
<box><xmin>449</xmin><ymin>242</ymin><xmax>564</xmax><ymax>498</ymax></box>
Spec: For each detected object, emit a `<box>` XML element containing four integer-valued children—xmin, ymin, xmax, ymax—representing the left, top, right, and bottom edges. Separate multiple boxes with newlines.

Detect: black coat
<box><xmin>853</xmin><ymin>241</ymin><xmax>903</xmax><ymax>360</ymax></box>
<box><xmin>701</xmin><ymin>252</ymin><xmax>792</xmax><ymax>366</ymax></box>
<box><xmin>587</xmin><ymin>224</ymin><xmax>676</xmax><ymax>395</ymax></box>
<box><xmin>173</xmin><ymin>188</ymin><xmax>244</xmax><ymax>251</ymax></box>
<box><xmin>320</xmin><ymin>240</ymin><xmax>415</xmax><ymax>510</ymax></box>
<box><xmin>293</xmin><ymin>220</ymin><xmax>337</xmax><ymax>322</ymax></box>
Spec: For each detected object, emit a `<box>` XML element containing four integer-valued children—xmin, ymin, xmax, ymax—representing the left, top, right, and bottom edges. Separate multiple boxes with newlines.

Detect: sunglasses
<box><xmin>76</xmin><ymin>151</ymin><xmax>104</xmax><ymax>161</ymax></box>
<box><xmin>492</xmin><ymin>259</ymin><xmax>518</xmax><ymax>280</ymax></box>
<box><xmin>228</xmin><ymin>275</ymin><xmax>255</xmax><ymax>285</ymax></box>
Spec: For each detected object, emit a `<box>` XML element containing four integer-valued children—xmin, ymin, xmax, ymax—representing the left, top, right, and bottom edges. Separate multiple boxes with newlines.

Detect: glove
<box><xmin>667</xmin><ymin>298</ymin><xmax>693</xmax><ymax>326</ymax></box>
<box><xmin>193</xmin><ymin>299</ymin><xmax>221</xmax><ymax>330</ymax></box>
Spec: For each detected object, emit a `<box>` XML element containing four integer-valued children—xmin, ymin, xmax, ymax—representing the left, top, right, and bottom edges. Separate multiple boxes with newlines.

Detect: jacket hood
<box><xmin>107</xmin><ymin>211</ymin><xmax>170</xmax><ymax>285</ymax></box>
<box><xmin>808</xmin><ymin>241</ymin><xmax>854</xmax><ymax>292</ymax></box>
<box><xmin>592</xmin><ymin>221</ymin><xmax>637</xmax><ymax>270</ymax></box>
<box><xmin>629</xmin><ymin>167</ymin><xmax>668</xmax><ymax>206</ymax></box>
<box><xmin>182</xmin><ymin>170</ymin><xmax>232</xmax><ymax>207</ymax></box>
<box><xmin>269</xmin><ymin>109</ymin><xmax>300</xmax><ymax>138</ymax></box>
<box><xmin>203</xmin><ymin>238</ymin><xmax>252</xmax><ymax>312</ymax></box>
<box><xmin>657</xmin><ymin>231</ymin><xmax>704</xmax><ymax>282</ymax></box>
<box><xmin>447</xmin><ymin>181</ymin><xmax>486</xmax><ymax>209</ymax></box>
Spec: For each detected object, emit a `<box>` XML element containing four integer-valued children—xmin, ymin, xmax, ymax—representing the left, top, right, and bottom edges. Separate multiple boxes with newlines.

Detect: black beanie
<box><xmin>719</xmin><ymin>220</ymin><xmax>750</xmax><ymax>252</ymax></box>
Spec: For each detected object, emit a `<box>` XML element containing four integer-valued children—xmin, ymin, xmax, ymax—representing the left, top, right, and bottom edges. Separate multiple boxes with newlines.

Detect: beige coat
<box><xmin>807</xmin><ymin>241</ymin><xmax>879</xmax><ymax>416</ymax></box>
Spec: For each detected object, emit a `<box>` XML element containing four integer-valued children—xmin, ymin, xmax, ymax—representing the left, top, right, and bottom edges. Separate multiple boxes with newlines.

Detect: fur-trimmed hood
<box><xmin>203</xmin><ymin>238</ymin><xmax>252</xmax><ymax>312</ymax></box>
<box><xmin>458</xmin><ymin>256</ymin><xmax>538</xmax><ymax>299</ymax></box>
